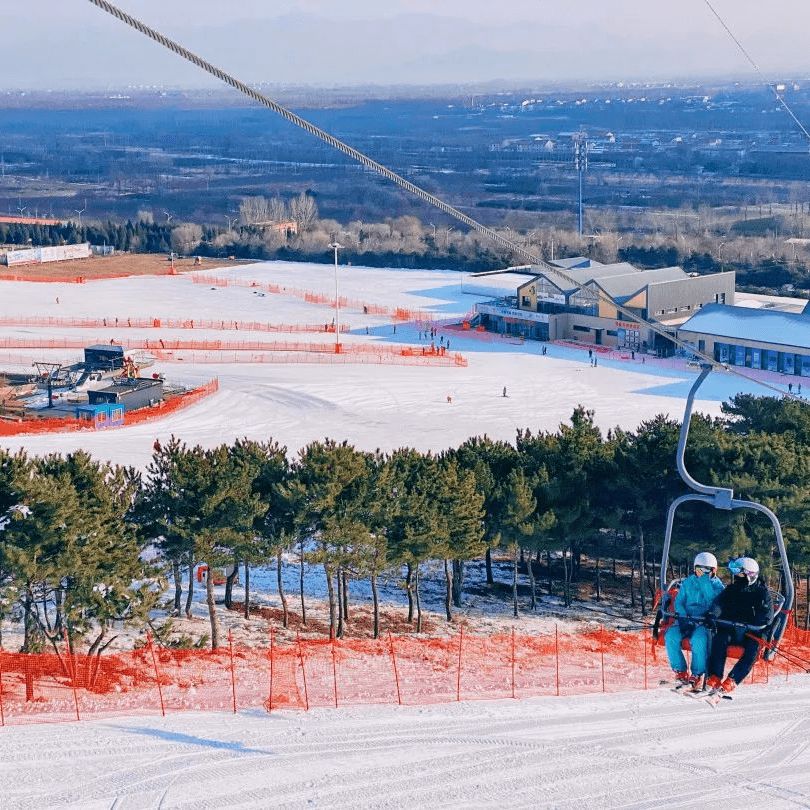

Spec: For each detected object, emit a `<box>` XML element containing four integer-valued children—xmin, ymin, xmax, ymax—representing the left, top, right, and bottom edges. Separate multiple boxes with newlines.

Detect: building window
<box><xmin>715</xmin><ymin>293</ymin><xmax>726</xmax><ymax>304</ymax></box>
<box><xmin>572</xmin><ymin>325</ymin><xmax>591</xmax><ymax>333</ymax></box>
<box><xmin>606</xmin><ymin>330</ymin><xmax>618</xmax><ymax>336</ymax></box>
<box><xmin>655</xmin><ymin>309</ymin><xmax>665</xmax><ymax>316</ymax></box>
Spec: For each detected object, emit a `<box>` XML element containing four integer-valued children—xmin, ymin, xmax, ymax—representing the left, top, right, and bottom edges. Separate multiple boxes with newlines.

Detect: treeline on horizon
<box><xmin>2</xmin><ymin>210</ymin><xmax>810</xmax><ymax>292</ymax></box>
<box><xmin>2</xmin><ymin>393</ymin><xmax>809</xmax><ymax>658</ymax></box>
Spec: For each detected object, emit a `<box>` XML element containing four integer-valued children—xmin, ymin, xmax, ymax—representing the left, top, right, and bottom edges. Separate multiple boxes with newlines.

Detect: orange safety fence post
<box><xmin>331</xmin><ymin>636</ymin><xmax>339</xmax><ymax>709</ymax></box>
<box><xmin>456</xmin><ymin>626</ymin><xmax>464</xmax><ymax>702</ymax></box>
<box><xmin>388</xmin><ymin>631</ymin><xmax>402</xmax><ymax>706</ymax></box>
<box><xmin>268</xmin><ymin>627</ymin><xmax>275</xmax><ymax>713</ymax></box>
<box><xmin>511</xmin><ymin>627</ymin><xmax>516</xmax><ymax>699</ymax></box>
<box><xmin>555</xmin><ymin>624</ymin><xmax>560</xmax><ymax>697</ymax></box>
<box><xmin>147</xmin><ymin>632</ymin><xmax>166</xmax><ymax>717</ymax></box>
<box><xmin>296</xmin><ymin>632</ymin><xmax>309</xmax><ymax>711</ymax></box>
<box><xmin>63</xmin><ymin>628</ymin><xmax>80</xmax><ymax>722</ymax></box>
<box><xmin>600</xmin><ymin>625</ymin><xmax>606</xmax><ymax>693</ymax></box>
<box><xmin>0</xmin><ymin>654</ymin><xmax>5</xmax><ymax>726</ymax></box>
<box><xmin>228</xmin><ymin>628</ymin><xmax>237</xmax><ymax>714</ymax></box>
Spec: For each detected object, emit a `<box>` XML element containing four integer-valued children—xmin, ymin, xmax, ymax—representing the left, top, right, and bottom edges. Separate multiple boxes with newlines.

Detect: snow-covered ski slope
<box><xmin>2</xmin><ymin>677</ymin><xmax>809</xmax><ymax>809</ymax></box>
<box><xmin>0</xmin><ymin>260</ymin><xmax>783</xmax><ymax>469</ymax></box>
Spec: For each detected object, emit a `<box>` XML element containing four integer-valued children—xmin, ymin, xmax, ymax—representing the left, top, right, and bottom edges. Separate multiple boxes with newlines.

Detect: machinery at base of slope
<box><xmin>657</xmin><ymin>364</ymin><xmax>794</xmax><ymax>662</ymax></box>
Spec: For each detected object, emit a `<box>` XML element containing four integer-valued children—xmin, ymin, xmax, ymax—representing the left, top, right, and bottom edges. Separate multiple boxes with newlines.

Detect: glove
<box><xmin>678</xmin><ymin>618</ymin><xmax>696</xmax><ymax>634</ymax></box>
<box><xmin>702</xmin><ymin>615</ymin><xmax>716</xmax><ymax>630</ymax></box>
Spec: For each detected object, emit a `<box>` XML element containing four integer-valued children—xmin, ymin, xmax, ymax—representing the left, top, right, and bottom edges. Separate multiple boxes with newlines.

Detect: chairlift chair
<box><xmin>656</xmin><ymin>364</ymin><xmax>794</xmax><ymax>663</ymax></box>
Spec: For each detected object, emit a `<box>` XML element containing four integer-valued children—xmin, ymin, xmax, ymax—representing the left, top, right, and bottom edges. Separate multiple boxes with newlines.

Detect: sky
<box><xmin>1</xmin><ymin>261</ymin><xmax>809</xmax><ymax>807</ymax></box>
<box><xmin>4</xmin><ymin>1</ymin><xmax>810</xmax><ymax>91</ymax></box>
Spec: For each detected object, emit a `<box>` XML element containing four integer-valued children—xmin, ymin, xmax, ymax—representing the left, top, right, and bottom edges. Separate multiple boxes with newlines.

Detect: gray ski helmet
<box><xmin>693</xmin><ymin>551</ymin><xmax>718</xmax><ymax>571</ymax></box>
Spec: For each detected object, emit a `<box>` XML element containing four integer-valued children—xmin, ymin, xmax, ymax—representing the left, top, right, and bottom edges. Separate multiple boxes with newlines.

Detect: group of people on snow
<box><xmin>664</xmin><ymin>552</ymin><xmax>772</xmax><ymax>698</ymax></box>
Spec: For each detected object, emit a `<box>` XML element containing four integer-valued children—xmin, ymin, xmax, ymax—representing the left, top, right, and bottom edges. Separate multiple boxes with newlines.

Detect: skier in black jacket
<box><xmin>705</xmin><ymin>557</ymin><xmax>772</xmax><ymax>695</ymax></box>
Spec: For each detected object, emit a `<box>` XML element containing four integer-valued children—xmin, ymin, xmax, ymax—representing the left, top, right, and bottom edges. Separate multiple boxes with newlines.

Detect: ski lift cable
<box><xmin>703</xmin><ymin>0</ymin><xmax>810</xmax><ymax>146</ymax></box>
<box><xmin>86</xmin><ymin>0</ymin><xmax>803</xmax><ymax>404</ymax></box>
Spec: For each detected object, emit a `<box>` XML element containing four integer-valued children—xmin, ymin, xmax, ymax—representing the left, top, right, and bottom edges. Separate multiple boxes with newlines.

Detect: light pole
<box><xmin>329</xmin><ymin>242</ymin><xmax>343</xmax><ymax>352</ymax></box>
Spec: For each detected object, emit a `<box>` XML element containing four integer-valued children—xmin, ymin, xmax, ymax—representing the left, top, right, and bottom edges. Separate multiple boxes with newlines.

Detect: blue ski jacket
<box><xmin>674</xmin><ymin>572</ymin><xmax>724</xmax><ymax>619</ymax></box>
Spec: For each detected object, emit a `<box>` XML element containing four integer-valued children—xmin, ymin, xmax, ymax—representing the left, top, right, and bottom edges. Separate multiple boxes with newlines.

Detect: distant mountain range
<box><xmin>3</xmin><ymin>11</ymin><xmax>797</xmax><ymax>92</ymax></box>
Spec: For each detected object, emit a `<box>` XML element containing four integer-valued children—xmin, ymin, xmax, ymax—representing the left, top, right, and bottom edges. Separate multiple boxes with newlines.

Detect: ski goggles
<box><xmin>728</xmin><ymin>560</ymin><xmax>757</xmax><ymax>582</ymax></box>
<box><xmin>694</xmin><ymin>565</ymin><xmax>714</xmax><ymax>575</ymax></box>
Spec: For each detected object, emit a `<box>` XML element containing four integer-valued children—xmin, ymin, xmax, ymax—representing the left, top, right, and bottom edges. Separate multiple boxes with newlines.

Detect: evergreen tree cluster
<box><xmin>1</xmin><ymin>395</ymin><xmax>808</xmax><ymax>655</ymax></box>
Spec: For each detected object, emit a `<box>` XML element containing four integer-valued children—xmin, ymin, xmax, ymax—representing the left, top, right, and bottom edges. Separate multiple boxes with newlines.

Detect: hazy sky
<box><xmin>4</xmin><ymin>1</ymin><xmax>810</xmax><ymax>91</ymax></box>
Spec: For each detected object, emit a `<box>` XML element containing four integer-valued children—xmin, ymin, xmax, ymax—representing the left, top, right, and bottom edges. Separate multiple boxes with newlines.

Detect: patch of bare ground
<box><xmin>0</xmin><ymin>252</ymin><xmax>252</xmax><ymax>280</ymax></box>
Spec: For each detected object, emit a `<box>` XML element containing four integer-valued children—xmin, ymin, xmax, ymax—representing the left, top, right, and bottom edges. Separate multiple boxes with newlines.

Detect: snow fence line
<box><xmin>0</xmin><ymin>379</ymin><xmax>219</xmax><ymax>436</ymax></box>
<box><xmin>0</xmin><ymin>623</ymin><xmax>808</xmax><ymax>725</ymax></box>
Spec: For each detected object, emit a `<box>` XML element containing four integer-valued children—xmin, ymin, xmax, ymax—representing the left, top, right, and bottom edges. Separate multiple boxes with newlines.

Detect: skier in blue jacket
<box><xmin>665</xmin><ymin>551</ymin><xmax>725</xmax><ymax>689</ymax></box>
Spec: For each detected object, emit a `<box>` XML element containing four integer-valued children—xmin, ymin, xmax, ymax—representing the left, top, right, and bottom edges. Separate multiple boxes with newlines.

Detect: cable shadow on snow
<box><xmin>111</xmin><ymin>724</ymin><xmax>275</xmax><ymax>756</ymax></box>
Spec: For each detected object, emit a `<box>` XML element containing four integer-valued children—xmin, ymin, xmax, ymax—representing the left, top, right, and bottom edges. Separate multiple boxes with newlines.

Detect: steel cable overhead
<box><xmin>86</xmin><ymin>0</ymin><xmax>803</xmax><ymax>402</ymax></box>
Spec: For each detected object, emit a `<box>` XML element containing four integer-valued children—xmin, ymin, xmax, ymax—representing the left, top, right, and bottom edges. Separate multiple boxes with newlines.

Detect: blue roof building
<box><xmin>678</xmin><ymin>303</ymin><xmax>810</xmax><ymax>376</ymax></box>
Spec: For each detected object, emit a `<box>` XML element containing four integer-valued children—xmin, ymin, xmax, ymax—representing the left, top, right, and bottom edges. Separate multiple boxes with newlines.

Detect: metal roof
<box><xmin>595</xmin><ymin>266</ymin><xmax>687</xmax><ymax>299</ymax></box>
<box><xmin>678</xmin><ymin>303</ymin><xmax>810</xmax><ymax>350</ymax></box>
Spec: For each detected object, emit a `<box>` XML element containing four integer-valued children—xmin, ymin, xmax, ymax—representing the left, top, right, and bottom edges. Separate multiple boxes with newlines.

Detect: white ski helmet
<box><xmin>730</xmin><ymin>557</ymin><xmax>759</xmax><ymax>584</ymax></box>
<box><xmin>693</xmin><ymin>551</ymin><xmax>718</xmax><ymax>571</ymax></box>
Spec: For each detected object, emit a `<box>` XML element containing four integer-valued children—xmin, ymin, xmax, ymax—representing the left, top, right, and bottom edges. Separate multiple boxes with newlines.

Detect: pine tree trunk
<box><xmin>563</xmin><ymin>545</ymin><xmax>571</xmax><ymax>608</ymax></box>
<box><xmin>205</xmin><ymin>564</ymin><xmax>219</xmax><ymax>650</ymax></box>
<box><xmin>485</xmin><ymin>548</ymin><xmax>494</xmax><ymax>584</ymax></box>
<box><xmin>224</xmin><ymin>560</ymin><xmax>239</xmax><ymax>609</ymax></box>
<box><xmin>342</xmin><ymin>569</ymin><xmax>349</xmax><ymax>622</ymax></box>
<box><xmin>444</xmin><ymin>559</ymin><xmax>453</xmax><ymax>622</ymax></box>
<box><xmin>52</xmin><ymin>588</ymin><xmax>62</xmax><ymax>635</ymax></box>
<box><xmin>277</xmin><ymin>548</ymin><xmax>288</xmax><ymax>628</ymax></box>
<box><xmin>528</xmin><ymin>550</ymin><xmax>537</xmax><ymax>609</ymax></box>
<box><xmin>638</xmin><ymin>523</ymin><xmax>646</xmax><ymax>615</ymax></box>
<box><xmin>371</xmin><ymin>571</ymin><xmax>380</xmax><ymax>639</ymax></box>
<box><xmin>629</xmin><ymin>558</ymin><xmax>636</xmax><ymax>609</ymax></box>
<box><xmin>299</xmin><ymin>540</ymin><xmax>307</xmax><ymax>626</ymax></box>
<box><xmin>243</xmin><ymin>562</ymin><xmax>250</xmax><ymax>620</ymax></box>
<box><xmin>325</xmin><ymin>564</ymin><xmax>336</xmax><ymax>639</ymax></box>
<box><xmin>547</xmin><ymin>549</ymin><xmax>553</xmax><ymax>596</ymax></box>
<box><xmin>595</xmin><ymin>536</ymin><xmax>601</xmax><ymax>602</ymax></box>
<box><xmin>405</xmin><ymin>563</ymin><xmax>414</xmax><ymax>624</ymax></box>
<box><xmin>185</xmin><ymin>559</ymin><xmax>194</xmax><ymax>620</ymax></box>
<box><xmin>415</xmin><ymin>566</ymin><xmax>422</xmax><ymax>634</ymax></box>
<box><xmin>172</xmin><ymin>561</ymin><xmax>182</xmax><ymax>615</ymax></box>
<box><xmin>512</xmin><ymin>545</ymin><xmax>519</xmax><ymax>618</ymax></box>
<box><xmin>451</xmin><ymin>559</ymin><xmax>464</xmax><ymax>607</ymax></box>
<box><xmin>336</xmin><ymin>567</ymin><xmax>344</xmax><ymax>639</ymax></box>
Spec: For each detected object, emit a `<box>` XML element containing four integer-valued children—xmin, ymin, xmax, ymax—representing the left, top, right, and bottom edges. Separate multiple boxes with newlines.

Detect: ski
<box><xmin>704</xmin><ymin>690</ymin><xmax>733</xmax><ymax>707</ymax></box>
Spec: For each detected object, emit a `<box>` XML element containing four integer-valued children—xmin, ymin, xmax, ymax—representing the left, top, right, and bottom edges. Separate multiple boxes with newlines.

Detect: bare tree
<box><xmin>268</xmin><ymin>196</ymin><xmax>288</xmax><ymax>224</ymax></box>
<box><xmin>289</xmin><ymin>192</ymin><xmax>318</xmax><ymax>232</ymax></box>
<box><xmin>170</xmin><ymin>223</ymin><xmax>203</xmax><ymax>255</ymax></box>
<box><xmin>239</xmin><ymin>196</ymin><xmax>269</xmax><ymax>225</ymax></box>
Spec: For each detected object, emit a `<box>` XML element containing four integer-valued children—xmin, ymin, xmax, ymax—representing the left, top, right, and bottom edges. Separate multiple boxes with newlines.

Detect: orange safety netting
<box><xmin>192</xmin><ymin>274</ymin><xmax>430</xmax><ymax>324</ymax></box>
<box><xmin>0</xmin><ymin>316</ymin><xmax>354</xmax><ymax>333</ymax></box>
<box><xmin>0</xmin><ymin>379</ymin><xmax>218</xmax><ymax>436</ymax></box>
<box><xmin>1</xmin><ymin>623</ymin><xmax>808</xmax><ymax>726</ymax></box>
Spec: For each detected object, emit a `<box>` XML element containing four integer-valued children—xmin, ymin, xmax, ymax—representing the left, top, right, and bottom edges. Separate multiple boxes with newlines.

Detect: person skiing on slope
<box><xmin>705</xmin><ymin>557</ymin><xmax>771</xmax><ymax>696</ymax></box>
<box><xmin>665</xmin><ymin>551</ymin><xmax>724</xmax><ymax>690</ymax></box>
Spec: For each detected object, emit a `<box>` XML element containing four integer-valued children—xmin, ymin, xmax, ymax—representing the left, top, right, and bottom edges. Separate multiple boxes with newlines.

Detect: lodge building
<box><xmin>472</xmin><ymin>258</ymin><xmax>736</xmax><ymax>355</ymax></box>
